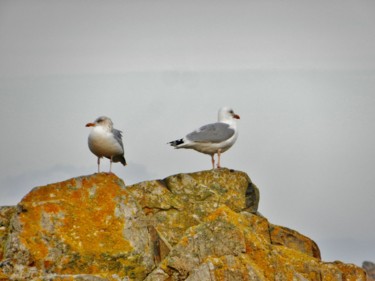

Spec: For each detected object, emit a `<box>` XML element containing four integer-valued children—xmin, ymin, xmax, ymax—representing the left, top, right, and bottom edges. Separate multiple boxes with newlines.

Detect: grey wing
<box><xmin>113</xmin><ymin>129</ymin><xmax>124</xmax><ymax>149</ymax></box>
<box><xmin>186</xmin><ymin>123</ymin><xmax>234</xmax><ymax>143</ymax></box>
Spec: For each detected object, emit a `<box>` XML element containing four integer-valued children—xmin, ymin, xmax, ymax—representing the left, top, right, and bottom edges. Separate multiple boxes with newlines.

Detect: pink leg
<box><xmin>211</xmin><ymin>155</ymin><xmax>215</xmax><ymax>169</ymax></box>
<box><xmin>217</xmin><ymin>149</ymin><xmax>222</xmax><ymax>169</ymax></box>
<box><xmin>110</xmin><ymin>157</ymin><xmax>113</xmax><ymax>173</ymax></box>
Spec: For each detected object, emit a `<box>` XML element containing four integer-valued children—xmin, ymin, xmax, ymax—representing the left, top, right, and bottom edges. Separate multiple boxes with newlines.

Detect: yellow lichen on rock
<box><xmin>146</xmin><ymin>205</ymin><xmax>366</xmax><ymax>281</ymax></box>
<box><xmin>0</xmin><ymin>169</ymin><xmax>366</xmax><ymax>281</ymax></box>
<box><xmin>334</xmin><ymin>261</ymin><xmax>368</xmax><ymax>281</ymax></box>
<box><xmin>125</xmin><ymin>168</ymin><xmax>258</xmax><ymax>251</ymax></box>
<box><xmin>269</xmin><ymin>224</ymin><xmax>321</xmax><ymax>259</ymax></box>
<box><xmin>20</xmin><ymin>175</ymin><xmax>131</xmax><ymax>255</ymax></box>
<box><xmin>5</xmin><ymin>173</ymin><xmax>154</xmax><ymax>280</ymax></box>
<box><xmin>0</xmin><ymin>206</ymin><xmax>16</xmax><ymax>261</ymax></box>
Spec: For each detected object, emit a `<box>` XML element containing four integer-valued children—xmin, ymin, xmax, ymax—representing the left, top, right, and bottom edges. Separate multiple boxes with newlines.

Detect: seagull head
<box><xmin>218</xmin><ymin>107</ymin><xmax>240</xmax><ymax>122</ymax></box>
<box><xmin>86</xmin><ymin>116</ymin><xmax>114</xmax><ymax>130</ymax></box>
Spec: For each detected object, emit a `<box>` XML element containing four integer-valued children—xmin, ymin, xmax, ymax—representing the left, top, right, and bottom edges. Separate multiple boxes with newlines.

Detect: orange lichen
<box><xmin>205</xmin><ymin>255</ymin><xmax>266</xmax><ymax>281</ymax></box>
<box><xmin>333</xmin><ymin>261</ymin><xmax>367</xmax><ymax>281</ymax></box>
<box><xmin>0</xmin><ymin>269</ymin><xmax>9</xmax><ymax>281</ymax></box>
<box><xmin>5</xmin><ymin>169</ymin><xmax>366</xmax><ymax>280</ymax></box>
<box><xmin>179</xmin><ymin>235</ymin><xmax>189</xmax><ymax>247</ymax></box>
<box><xmin>204</xmin><ymin>205</ymin><xmax>236</xmax><ymax>224</ymax></box>
<box><xmin>42</xmin><ymin>203</ymin><xmax>61</xmax><ymax>214</ymax></box>
<box><xmin>16</xmin><ymin>173</ymin><xmax>146</xmax><ymax>278</ymax></box>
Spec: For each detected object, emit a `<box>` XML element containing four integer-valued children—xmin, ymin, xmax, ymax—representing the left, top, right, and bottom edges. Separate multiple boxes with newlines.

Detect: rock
<box><xmin>2</xmin><ymin>174</ymin><xmax>154</xmax><ymax>280</ymax></box>
<box><xmin>363</xmin><ymin>261</ymin><xmax>375</xmax><ymax>280</ymax></box>
<box><xmin>125</xmin><ymin>169</ymin><xmax>257</xmax><ymax>250</ymax></box>
<box><xmin>269</xmin><ymin>224</ymin><xmax>321</xmax><ymax>259</ymax></box>
<box><xmin>0</xmin><ymin>168</ymin><xmax>366</xmax><ymax>280</ymax></box>
<box><xmin>145</xmin><ymin>205</ymin><xmax>366</xmax><ymax>281</ymax></box>
<box><xmin>0</xmin><ymin>206</ymin><xmax>17</xmax><ymax>261</ymax></box>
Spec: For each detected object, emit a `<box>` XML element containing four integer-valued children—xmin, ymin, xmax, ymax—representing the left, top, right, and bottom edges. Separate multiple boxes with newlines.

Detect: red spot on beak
<box><xmin>233</xmin><ymin>114</ymin><xmax>240</xmax><ymax>119</ymax></box>
<box><xmin>85</xmin><ymin>123</ymin><xmax>96</xmax><ymax>127</ymax></box>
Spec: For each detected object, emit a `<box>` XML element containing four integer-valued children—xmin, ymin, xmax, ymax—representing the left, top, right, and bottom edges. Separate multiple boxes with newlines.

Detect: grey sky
<box><xmin>1</xmin><ymin>0</ymin><xmax>375</xmax><ymax>266</ymax></box>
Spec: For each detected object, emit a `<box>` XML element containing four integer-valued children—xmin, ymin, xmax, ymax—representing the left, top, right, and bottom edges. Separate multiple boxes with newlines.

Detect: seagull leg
<box><xmin>97</xmin><ymin>157</ymin><xmax>101</xmax><ymax>173</ymax></box>
<box><xmin>211</xmin><ymin>155</ymin><xmax>215</xmax><ymax>169</ymax></box>
<box><xmin>110</xmin><ymin>157</ymin><xmax>113</xmax><ymax>173</ymax></box>
<box><xmin>217</xmin><ymin>149</ymin><xmax>222</xmax><ymax>169</ymax></box>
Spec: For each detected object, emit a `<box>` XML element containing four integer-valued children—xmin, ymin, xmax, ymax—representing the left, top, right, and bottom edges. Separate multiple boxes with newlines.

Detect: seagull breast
<box><xmin>88</xmin><ymin>126</ymin><xmax>124</xmax><ymax>158</ymax></box>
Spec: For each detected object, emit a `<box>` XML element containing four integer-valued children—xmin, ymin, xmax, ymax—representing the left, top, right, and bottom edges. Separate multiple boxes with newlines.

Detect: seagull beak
<box><xmin>233</xmin><ymin>114</ymin><xmax>240</xmax><ymax>119</ymax></box>
<box><xmin>85</xmin><ymin>123</ymin><xmax>96</xmax><ymax>127</ymax></box>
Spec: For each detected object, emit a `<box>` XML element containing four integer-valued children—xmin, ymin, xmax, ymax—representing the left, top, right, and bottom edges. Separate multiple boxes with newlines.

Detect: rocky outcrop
<box><xmin>363</xmin><ymin>261</ymin><xmax>375</xmax><ymax>281</ymax></box>
<box><xmin>0</xmin><ymin>169</ymin><xmax>366</xmax><ymax>280</ymax></box>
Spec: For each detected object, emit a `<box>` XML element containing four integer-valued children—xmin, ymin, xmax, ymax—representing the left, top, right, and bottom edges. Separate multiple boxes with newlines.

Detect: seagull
<box><xmin>169</xmin><ymin>107</ymin><xmax>240</xmax><ymax>169</ymax></box>
<box><xmin>85</xmin><ymin>116</ymin><xmax>127</xmax><ymax>173</ymax></box>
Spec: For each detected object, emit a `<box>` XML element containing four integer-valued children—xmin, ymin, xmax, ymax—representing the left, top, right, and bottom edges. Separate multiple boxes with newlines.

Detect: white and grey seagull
<box><xmin>169</xmin><ymin>107</ymin><xmax>240</xmax><ymax>169</ymax></box>
<box><xmin>85</xmin><ymin>116</ymin><xmax>127</xmax><ymax>173</ymax></box>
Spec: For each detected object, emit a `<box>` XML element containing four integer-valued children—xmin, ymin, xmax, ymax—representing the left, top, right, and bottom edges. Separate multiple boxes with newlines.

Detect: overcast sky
<box><xmin>1</xmin><ymin>0</ymin><xmax>375</xmax><ymax>267</ymax></box>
